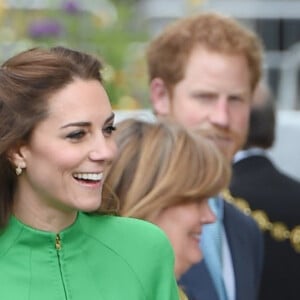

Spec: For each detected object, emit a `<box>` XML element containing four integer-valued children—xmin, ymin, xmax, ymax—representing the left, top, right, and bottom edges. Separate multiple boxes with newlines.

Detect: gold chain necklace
<box><xmin>221</xmin><ymin>189</ymin><xmax>300</xmax><ymax>253</ymax></box>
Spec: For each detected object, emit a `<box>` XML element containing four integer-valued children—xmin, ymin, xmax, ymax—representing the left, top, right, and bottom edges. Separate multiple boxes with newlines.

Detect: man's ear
<box><xmin>149</xmin><ymin>78</ymin><xmax>171</xmax><ymax>115</ymax></box>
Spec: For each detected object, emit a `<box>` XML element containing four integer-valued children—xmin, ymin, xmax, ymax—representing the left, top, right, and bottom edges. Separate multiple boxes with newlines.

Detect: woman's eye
<box><xmin>66</xmin><ymin>130</ymin><xmax>86</xmax><ymax>140</ymax></box>
<box><xmin>103</xmin><ymin>125</ymin><xmax>116</xmax><ymax>137</ymax></box>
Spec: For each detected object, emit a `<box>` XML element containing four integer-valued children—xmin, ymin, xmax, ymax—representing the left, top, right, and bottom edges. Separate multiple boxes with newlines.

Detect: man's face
<box><xmin>151</xmin><ymin>47</ymin><xmax>252</xmax><ymax>161</ymax></box>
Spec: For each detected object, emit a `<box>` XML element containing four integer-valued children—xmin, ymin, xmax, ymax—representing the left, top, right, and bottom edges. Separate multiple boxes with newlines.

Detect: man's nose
<box><xmin>210</xmin><ymin>98</ymin><xmax>230</xmax><ymax>128</ymax></box>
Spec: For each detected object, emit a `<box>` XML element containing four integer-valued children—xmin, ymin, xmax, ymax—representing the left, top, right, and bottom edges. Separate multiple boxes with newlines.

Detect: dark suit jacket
<box><xmin>179</xmin><ymin>201</ymin><xmax>263</xmax><ymax>300</ymax></box>
<box><xmin>230</xmin><ymin>154</ymin><xmax>300</xmax><ymax>300</ymax></box>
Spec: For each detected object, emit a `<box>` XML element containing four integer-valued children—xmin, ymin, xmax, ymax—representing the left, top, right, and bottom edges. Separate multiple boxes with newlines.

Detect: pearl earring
<box><xmin>15</xmin><ymin>165</ymin><xmax>22</xmax><ymax>176</ymax></box>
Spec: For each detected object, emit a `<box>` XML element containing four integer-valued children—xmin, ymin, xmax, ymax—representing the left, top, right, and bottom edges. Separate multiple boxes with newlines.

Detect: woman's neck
<box><xmin>13</xmin><ymin>195</ymin><xmax>77</xmax><ymax>233</ymax></box>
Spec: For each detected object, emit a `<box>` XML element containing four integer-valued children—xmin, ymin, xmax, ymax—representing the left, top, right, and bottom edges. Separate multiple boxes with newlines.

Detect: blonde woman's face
<box><xmin>152</xmin><ymin>199</ymin><xmax>216</xmax><ymax>279</ymax></box>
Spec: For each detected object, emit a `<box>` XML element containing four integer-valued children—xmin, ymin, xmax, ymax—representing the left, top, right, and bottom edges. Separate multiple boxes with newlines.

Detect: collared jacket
<box><xmin>179</xmin><ymin>200</ymin><xmax>263</xmax><ymax>300</ymax></box>
<box><xmin>0</xmin><ymin>212</ymin><xmax>179</xmax><ymax>300</ymax></box>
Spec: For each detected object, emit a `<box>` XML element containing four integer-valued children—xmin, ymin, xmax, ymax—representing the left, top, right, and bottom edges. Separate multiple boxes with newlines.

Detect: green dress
<box><xmin>0</xmin><ymin>213</ymin><xmax>179</xmax><ymax>300</ymax></box>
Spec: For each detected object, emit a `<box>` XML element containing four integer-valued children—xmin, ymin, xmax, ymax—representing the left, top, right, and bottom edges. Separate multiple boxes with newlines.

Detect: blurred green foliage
<box><xmin>0</xmin><ymin>0</ymin><xmax>150</xmax><ymax>108</ymax></box>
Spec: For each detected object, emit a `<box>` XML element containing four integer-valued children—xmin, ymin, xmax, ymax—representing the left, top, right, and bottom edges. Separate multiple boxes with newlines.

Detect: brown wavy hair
<box><xmin>0</xmin><ymin>46</ymin><xmax>104</xmax><ymax>228</ymax></box>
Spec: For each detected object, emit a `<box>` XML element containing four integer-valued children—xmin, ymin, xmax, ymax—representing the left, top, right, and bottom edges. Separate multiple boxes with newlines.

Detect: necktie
<box><xmin>201</xmin><ymin>197</ymin><xmax>228</xmax><ymax>300</ymax></box>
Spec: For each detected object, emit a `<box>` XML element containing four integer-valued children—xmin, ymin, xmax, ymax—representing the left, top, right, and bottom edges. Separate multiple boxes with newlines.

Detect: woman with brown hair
<box><xmin>0</xmin><ymin>47</ymin><xmax>179</xmax><ymax>300</ymax></box>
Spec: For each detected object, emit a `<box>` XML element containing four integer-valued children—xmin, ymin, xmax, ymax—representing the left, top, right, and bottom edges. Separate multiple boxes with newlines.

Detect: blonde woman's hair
<box><xmin>102</xmin><ymin>118</ymin><xmax>230</xmax><ymax>220</ymax></box>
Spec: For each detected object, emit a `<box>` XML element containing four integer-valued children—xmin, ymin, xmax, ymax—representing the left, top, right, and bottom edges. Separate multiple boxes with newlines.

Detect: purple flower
<box><xmin>62</xmin><ymin>0</ymin><xmax>81</xmax><ymax>14</ymax></box>
<box><xmin>28</xmin><ymin>20</ymin><xmax>63</xmax><ymax>39</ymax></box>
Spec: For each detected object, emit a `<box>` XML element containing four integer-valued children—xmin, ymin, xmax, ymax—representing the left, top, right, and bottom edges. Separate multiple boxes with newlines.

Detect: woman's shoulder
<box><xmin>80</xmin><ymin>213</ymin><xmax>173</xmax><ymax>253</ymax></box>
<box><xmin>81</xmin><ymin>212</ymin><xmax>160</xmax><ymax>233</ymax></box>
<box><xmin>78</xmin><ymin>213</ymin><xmax>178</xmax><ymax>299</ymax></box>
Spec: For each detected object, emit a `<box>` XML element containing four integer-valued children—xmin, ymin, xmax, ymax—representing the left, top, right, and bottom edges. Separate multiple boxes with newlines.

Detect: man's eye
<box><xmin>194</xmin><ymin>93</ymin><xmax>215</xmax><ymax>101</ymax></box>
<box><xmin>66</xmin><ymin>130</ymin><xmax>86</xmax><ymax>140</ymax></box>
<box><xmin>103</xmin><ymin>125</ymin><xmax>116</xmax><ymax>137</ymax></box>
<box><xmin>230</xmin><ymin>96</ymin><xmax>243</xmax><ymax>102</ymax></box>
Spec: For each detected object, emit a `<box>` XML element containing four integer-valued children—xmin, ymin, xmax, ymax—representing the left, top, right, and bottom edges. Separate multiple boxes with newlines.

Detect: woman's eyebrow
<box><xmin>104</xmin><ymin>112</ymin><xmax>115</xmax><ymax>124</ymax></box>
<box><xmin>60</xmin><ymin>113</ymin><xmax>115</xmax><ymax>129</ymax></box>
<box><xmin>60</xmin><ymin>121</ymin><xmax>90</xmax><ymax>129</ymax></box>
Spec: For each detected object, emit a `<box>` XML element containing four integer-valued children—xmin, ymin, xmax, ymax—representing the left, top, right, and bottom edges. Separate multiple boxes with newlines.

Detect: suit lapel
<box><xmin>179</xmin><ymin>259</ymin><xmax>219</xmax><ymax>300</ymax></box>
<box><xmin>223</xmin><ymin>201</ymin><xmax>253</xmax><ymax>300</ymax></box>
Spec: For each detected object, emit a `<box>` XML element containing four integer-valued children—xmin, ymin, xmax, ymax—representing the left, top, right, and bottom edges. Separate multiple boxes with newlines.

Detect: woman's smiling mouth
<box><xmin>73</xmin><ymin>172</ymin><xmax>103</xmax><ymax>183</ymax></box>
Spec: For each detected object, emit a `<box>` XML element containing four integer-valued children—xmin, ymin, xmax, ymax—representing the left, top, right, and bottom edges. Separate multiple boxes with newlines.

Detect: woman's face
<box><xmin>14</xmin><ymin>79</ymin><xmax>117</xmax><ymax>222</ymax></box>
<box><xmin>152</xmin><ymin>200</ymin><xmax>216</xmax><ymax>279</ymax></box>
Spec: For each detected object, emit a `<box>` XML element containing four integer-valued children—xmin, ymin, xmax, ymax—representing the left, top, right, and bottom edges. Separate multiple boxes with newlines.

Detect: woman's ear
<box><xmin>149</xmin><ymin>78</ymin><xmax>171</xmax><ymax>115</ymax></box>
<box><xmin>7</xmin><ymin>144</ymin><xmax>27</xmax><ymax>171</ymax></box>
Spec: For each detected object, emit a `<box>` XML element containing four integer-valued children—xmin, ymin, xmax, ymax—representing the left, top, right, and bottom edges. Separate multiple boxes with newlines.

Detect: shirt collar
<box><xmin>209</xmin><ymin>196</ymin><xmax>224</xmax><ymax>221</ymax></box>
<box><xmin>233</xmin><ymin>147</ymin><xmax>267</xmax><ymax>164</ymax></box>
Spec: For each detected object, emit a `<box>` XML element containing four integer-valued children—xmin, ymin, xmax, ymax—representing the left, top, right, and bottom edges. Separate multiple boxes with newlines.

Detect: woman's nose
<box><xmin>89</xmin><ymin>135</ymin><xmax>117</xmax><ymax>162</ymax></box>
<box><xmin>201</xmin><ymin>202</ymin><xmax>217</xmax><ymax>225</ymax></box>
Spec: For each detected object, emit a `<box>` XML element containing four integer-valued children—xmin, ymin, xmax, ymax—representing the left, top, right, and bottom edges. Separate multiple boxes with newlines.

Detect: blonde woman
<box><xmin>102</xmin><ymin>118</ymin><xmax>231</xmax><ymax>299</ymax></box>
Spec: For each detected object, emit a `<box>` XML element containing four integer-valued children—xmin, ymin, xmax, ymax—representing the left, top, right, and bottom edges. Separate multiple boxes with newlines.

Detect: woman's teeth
<box><xmin>73</xmin><ymin>173</ymin><xmax>103</xmax><ymax>181</ymax></box>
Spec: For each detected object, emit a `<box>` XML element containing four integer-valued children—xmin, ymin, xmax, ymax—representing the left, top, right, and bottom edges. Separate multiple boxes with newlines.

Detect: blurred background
<box><xmin>1</xmin><ymin>0</ymin><xmax>299</xmax><ymax>178</ymax></box>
